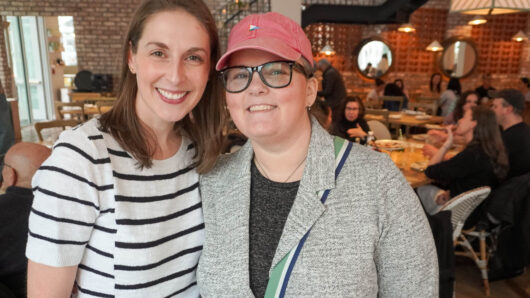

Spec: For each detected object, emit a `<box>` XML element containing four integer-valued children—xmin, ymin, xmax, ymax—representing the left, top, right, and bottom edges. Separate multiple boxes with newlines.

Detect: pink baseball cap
<box><xmin>216</xmin><ymin>12</ymin><xmax>314</xmax><ymax>71</ymax></box>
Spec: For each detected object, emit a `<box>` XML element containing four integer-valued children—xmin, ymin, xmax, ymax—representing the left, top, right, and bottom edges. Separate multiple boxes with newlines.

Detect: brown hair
<box><xmin>469</xmin><ymin>106</ymin><xmax>509</xmax><ymax>180</ymax></box>
<box><xmin>453</xmin><ymin>90</ymin><xmax>479</xmax><ymax>122</ymax></box>
<box><xmin>99</xmin><ymin>0</ymin><xmax>227</xmax><ymax>173</ymax></box>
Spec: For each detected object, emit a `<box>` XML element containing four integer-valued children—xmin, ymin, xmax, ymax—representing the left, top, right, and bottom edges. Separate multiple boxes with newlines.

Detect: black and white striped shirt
<box><xmin>26</xmin><ymin>118</ymin><xmax>203</xmax><ymax>297</ymax></box>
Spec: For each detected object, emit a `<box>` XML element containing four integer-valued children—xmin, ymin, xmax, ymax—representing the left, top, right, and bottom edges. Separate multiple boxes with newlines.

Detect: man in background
<box><xmin>317</xmin><ymin>58</ymin><xmax>346</xmax><ymax>119</ymax></box>
<box><xmin>475</xmin><ymin>73</ymin><xmax>495</xmax><ymax>101</ymax></box>
<box><xmin>490</xmin><ymin>89</ymin><xmax>530</xmax><ymax>178</ymax></box>
<box><xmin>0</xmin><ymin>142</ymin><xmax>51</xmax><ymax>298</ymax></box>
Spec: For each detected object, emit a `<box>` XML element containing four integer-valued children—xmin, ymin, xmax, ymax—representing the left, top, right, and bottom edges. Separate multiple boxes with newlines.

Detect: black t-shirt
<box><xmin>249</xmin><ymin>161</ymin><xmax>300</xmax><ymax>298</ymax></box>
<box><xmin>502</xmin><ymin>122</ymin><xmax>530</xmax><ymax>178</ymax></box>
<box><xmin>425</xmin><ymin>144</ymin><xmax>499</xmax><ymax>197</ymax></box>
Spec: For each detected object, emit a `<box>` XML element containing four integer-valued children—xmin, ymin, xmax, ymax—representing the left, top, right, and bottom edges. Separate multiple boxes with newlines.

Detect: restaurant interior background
<box><xmin>0</xmin><ymin>0</ymin><xmax>529</xmax><ymax>129</ymax></box>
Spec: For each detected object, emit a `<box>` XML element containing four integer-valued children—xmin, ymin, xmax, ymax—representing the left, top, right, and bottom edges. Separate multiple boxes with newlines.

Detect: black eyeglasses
<box><xmin>0</xmin><ymin>159</ymin><xmax>12</xmax><ymax>185</ymax></box>
<box><xmin>219</xmin><ymin>60</ymin><xmax>310</xmax><ymax>93</ymax></box>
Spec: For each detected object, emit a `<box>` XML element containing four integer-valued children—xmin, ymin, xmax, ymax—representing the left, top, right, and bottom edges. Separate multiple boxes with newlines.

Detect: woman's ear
<box><xmin>128</xmin><ymin>42</ymin><xmax>136</xmax><ymax>74</ymax></box>
<box><xmin>305</xmin><ymin>77</ymin><xmax>318</xmax><ymax>108</ymax></box>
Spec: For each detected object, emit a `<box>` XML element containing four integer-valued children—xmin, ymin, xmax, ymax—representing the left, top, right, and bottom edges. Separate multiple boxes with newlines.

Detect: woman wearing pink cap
<box><xmin>198</xmin><ymin>12</ymin><xmax>438</xmax><ymax>297</ymax></box>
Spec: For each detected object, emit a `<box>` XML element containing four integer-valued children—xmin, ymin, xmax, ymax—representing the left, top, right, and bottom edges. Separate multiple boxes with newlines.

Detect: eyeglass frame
<box><xmin>0</xmin><ymin>159</ymin><xmax>13</xmax><ymax>185</ymax></box>
<box><xmin>218</xmin><ymin>60</ymin><xmax>312</xmax><ymax>94</ymax></box>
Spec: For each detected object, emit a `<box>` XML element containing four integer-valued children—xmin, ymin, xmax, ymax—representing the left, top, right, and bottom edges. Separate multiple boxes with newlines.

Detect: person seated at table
<box><xmin>443</xmin><ymin>90</ymin><xmax>479</xmax><ymax>125</ymax></box>
<box><xmin>429</xmin><ymin>73</ymin><xmax>442</xmax><ymax>97</ymax></box>
<box><xmin>417</xmin><ymin>106</ymin><xmax>508</xmax><ymax>215</ymax></box>
<box><xmin>331</xmin><ymin>96</ymin><xmax>369</xmax><ymax>144</ymax></box>
<box><xmin>382</xmin><ymin>82</ymin><xmax>408</xmax><ymax>111</ymax></box>
<box><xmin>366</xmin><ymin>78</ymin><xmax>384</xmax><ymax>107</ymax></box>
<box><xmin>394</xmin><ymin>78</ymin><xmax>409</xmax><ymax>101</ymax></box>
<box><xmin>0</xmin><ymin>142</ymin><xmax>51</xmax><ymax>298</ymax></box>
<box><xmin>438</xmin><ymin>78</ymin><xmax>460</xmax><ymax>117</ymax></box>
<box><xmin>475</xmin><ymin>73</ymin><xmax>495</xmax><ymax>102</ymax></box>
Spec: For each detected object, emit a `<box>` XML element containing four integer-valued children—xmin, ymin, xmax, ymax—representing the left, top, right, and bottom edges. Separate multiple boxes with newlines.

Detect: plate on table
<box><xmin>404</xmin><ymin>109</ymin><xmax>421</xmax><ymax>116</ymax></box>
<box><xmin>374</xmin><ymin>139</ymin><xmax>406</xmax><ymax>151</ymax></box>
<box><xmin>389</xmin><ymin>114</ymin><xmax>402</xmax><ymax>119</ymax></box>
<box><xmin>411</xmin><ymin>161</ymin><xmax>428</xmax><ymax>172</ymax></box>
<box><xmin>411</xmin><ymin>134</ymin><xmax>428</xmax><ymax>141</ymax></box>
<box><xmin>425</xmin><ymin>124</ymin><xmax>445</xmax><ymax>131</ymax></box>
<box><xmin>415</xmin><ymin>115</ymin><xmax>432</xmax><ymax>120</ymax></box>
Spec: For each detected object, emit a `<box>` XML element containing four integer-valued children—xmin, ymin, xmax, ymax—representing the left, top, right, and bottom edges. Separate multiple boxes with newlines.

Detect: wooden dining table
<box><xmin>366</xmin><ymin>111</ymin><xmax>444</xmax><ymax>137</ymax></box>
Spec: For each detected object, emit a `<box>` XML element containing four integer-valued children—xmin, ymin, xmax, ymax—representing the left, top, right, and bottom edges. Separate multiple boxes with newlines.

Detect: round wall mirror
<box><xmin>439</xmin><ymin>37</ymin><xmax>478</xmax><ymax>79</ymax></box>
<box><xmin>355</xmin><ymin>38</ymin><xmax>393</xmax><ymax>79</ymax></box>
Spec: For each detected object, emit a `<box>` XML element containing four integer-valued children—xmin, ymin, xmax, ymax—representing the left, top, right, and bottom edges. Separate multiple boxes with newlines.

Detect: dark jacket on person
<box><xmin>331</xmin><ymin>118</ymin><xmax>370</xmax><ymax>144</ymax></box>
<box><xmin>0</xmin><ymin>186</ymin><xmax>33</xmax><ymax>298</ymax></box>
<box><xmin>0</xmin><ymin>94</ymin><xmax>15</xmax><ymax>159</ymax></box>
<box><xmin>502</xmin><ymin>122</ymin><xmax>530</xmax><ymax>178</ymax></box>
<box><xmin>425</xmin><ymin>144</ymin><xmax>499</xmax><ymax>197</ymax></box>
<box><xmin>485</xmin><ymin>172</ymin><xmax>530</xmax><ymax>280</ymax></box>
<box><xmin>317</xmin><ymin>66</ymin><xmax>346</xmax><ymax>111</ymax></box>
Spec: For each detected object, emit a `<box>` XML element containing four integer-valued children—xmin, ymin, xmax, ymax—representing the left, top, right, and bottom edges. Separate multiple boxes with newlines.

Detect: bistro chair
<box><xmin>54</xmin><ymin>101</ymin><xmax>85</xmax><ymax>121</ymax></box>
<box><xmin>380</xmin><ymin>96</ymin><xmax>404</xmax><ymax>111</ymax></box>
<box><xmin>367</xmin><ymin>120</ymin><xmax>391</xmax><ymax>140</ymax></box>
<box><xmin>34</xmin><ymin>119</ymin><xmax>80</xmax><ymax>144</ymax></box>
<box><xmin>439</xmin><ymin>186</ymin><xmax>492</xmax><ymax>296</ymax></box>
<box><xmin>408</xmin><ymin>101</ymin><xmax>438</xmax><ymax>115</ymax></box>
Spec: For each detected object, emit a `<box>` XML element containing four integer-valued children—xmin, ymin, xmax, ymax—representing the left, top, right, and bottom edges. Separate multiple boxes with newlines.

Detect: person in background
<box><xmin>438</xmin><ymin>77</ymin><xmax>460</xmax><ymax>116</ymax></box>
<box><xmin>520</xmin><ymin>77</ymin><xmax>530</xmax><ymax>103</ymax></box>
<box><xmin>490</xmin><ymin>89</ymin><xmax>530</xmax><ymax>178</ymax></box>
<box><xmin>418</xmin><ymin>106</ymin><xmax>508</xmax><ymax>215</ymax></box>
<box><xmin>394</xmin><ymin>78</ymin><xmax>409</xmax><ymax>102</ymax></box>
<box><xmin>375</xmin><ymin>53</ymin><xmax>389</xmax><ymax>77</ymax></box>
<box><xmin>366</xmin><ymin>78</ymin><xmax>384</xmax><ymax>108</ymax></box>
<box><xmin>331</xmin><ymin>96</ymin><xmax>370</xmax><ymax>144</ymax></box>
<box><xmin>25</xmin><ymin>0</ymin><xmax>226</xmax><ymax>297</ymax></box>
<box><xmin>383</xmin><ymin>82</ymin><xmax>408</xmax><ymax>111</ymax></box>
<box><xmin>475</xmin><ymin>73</ymin><xmax>495</xmax><ymax>102</ymax></box>
<box><xmin>429</xmin><ymin>73</ymin><xmax>442</xmax><ymax>97</ymax></box>
<box><xmin>444</xmin><ymin>90</ymin><xmax>479</xmax><ymax>125</ymax></box>
<box><xmin>317</xmin><ymin>58</ymin><xmax>347</xmax><ymax>119</ymax></box>
<box><xmin>363</xmin><ymin>62</ymin><xmax>374</xmax><ymax>77</ymax></box>
<box><xmin>0</xmin><ymin>143</ymin><xmax>51</xmax><ymax>298</ymax></box>
<box><xmin>312</xmin><ymin>98</ymin><xmax>333</xmax><ymax>130</ymax></box>
<box><xmin>0</xmin><ymin>78</ymin><xmax>15</xmax><ymax>182</ymax></box>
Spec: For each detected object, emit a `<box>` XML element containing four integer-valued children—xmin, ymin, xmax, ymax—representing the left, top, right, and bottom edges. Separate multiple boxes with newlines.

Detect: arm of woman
<box><xmin>27</xmin><ymin>261</ymin><xmax>77</xmax><ymax>298</ymax></box>
<box><xmin>375</xmin><ymin>156</ymin><xmax>438</xmax><ymax>296</ymax></box>
<box><xmin>428</xmin><ymin>126</ymin><xmax>453</xmax><ymax>165</ymax></box>
<box><xmin>26</xmin><ymin>128</ymin><xmax>101</xmax><ymax>295</ymax></box>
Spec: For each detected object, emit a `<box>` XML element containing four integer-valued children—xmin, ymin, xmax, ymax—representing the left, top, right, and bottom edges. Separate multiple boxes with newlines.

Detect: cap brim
<box><xmin>216</xmin><ymin>37</ymin><xmax>302</xmax><ymax>70</ymax></box>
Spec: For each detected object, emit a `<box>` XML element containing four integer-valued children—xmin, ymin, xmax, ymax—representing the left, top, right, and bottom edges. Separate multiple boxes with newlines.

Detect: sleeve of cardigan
<box><xmin>374</xmin><ymin>155</ymin><xmax>439</xmax><ymax>297</ymax></box>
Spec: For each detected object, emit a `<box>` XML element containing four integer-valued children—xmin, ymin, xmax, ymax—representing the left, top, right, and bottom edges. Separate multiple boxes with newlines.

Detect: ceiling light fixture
<box><xmin>398</xmin><ymin>23</ymin><xmax>416</xmax><ymax>33</ymax></box>
<box><xmin>468</xmin><ymin>15</ymin><xmax>487</xmax><ymax>25</ymax></box>
<box><xmin>320</xmin><ymin>44</ymin><xmax>335</xmax><ymax>56</ymax></box>
<box><xmin>450</xmin><ymin>0</ymin><xmax>530</xmax><ymax>15</ymax></box>
<box><xmin>512</xmin><ymin>30</ymin><xmax>529</xmax><ymax>42</ymax></box>
<box><xmin>426</xmin><ymin>40</ymin><xmax>443</xmax><ymax>51</ymax></box>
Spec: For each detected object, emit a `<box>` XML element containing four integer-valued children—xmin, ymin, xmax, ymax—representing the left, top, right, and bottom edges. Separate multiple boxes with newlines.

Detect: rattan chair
<box><xmin>34</xmin><ymin>119</ymin><xmax>80</xmax><ymax>143</ymax></box>
<box><xmin>439</xmin><ymin>186</ymin><xmax>492</xmax><ymax>296</ymax></box>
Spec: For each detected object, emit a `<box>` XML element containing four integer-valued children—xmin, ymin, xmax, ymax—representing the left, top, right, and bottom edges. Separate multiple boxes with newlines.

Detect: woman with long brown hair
<box><xmin>418</xmin><ymin>106</ymin><xmax>508</xmax><ymax>214</ymax></box>
<box><xmin>26</xmin><ymin>0</ymin><xmax>226</xmax><ymax>296</ymax></box>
